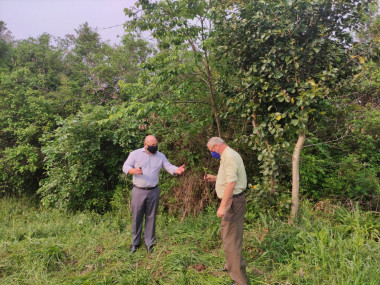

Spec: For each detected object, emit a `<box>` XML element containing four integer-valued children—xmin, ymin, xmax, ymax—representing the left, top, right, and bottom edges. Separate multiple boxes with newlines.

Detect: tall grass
<box><xmin>249</xmin><ymin>201</ymin><xmax>380</xmax><ymax>284</ymax></box>
<box><xmin>0</xmin><ymin>197</ymin><xmax>379</xmax><ymax>284</ymax></box>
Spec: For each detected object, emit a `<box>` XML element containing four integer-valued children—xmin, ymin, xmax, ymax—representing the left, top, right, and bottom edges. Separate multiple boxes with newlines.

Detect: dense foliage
<box><xmin>213</xmin><ymin>0</ymin><xmax>370</xmax><ymax>189</ymax></box>
<box><xmin>0</xmin><ymin>0</ymin><xmax>379</xmax><ymax>215</ymax></box>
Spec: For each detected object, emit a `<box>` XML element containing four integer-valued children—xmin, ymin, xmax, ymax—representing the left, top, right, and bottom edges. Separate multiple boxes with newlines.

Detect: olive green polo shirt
<box><xmin>215</xmin><ymin>146</ymin><xmax>247</xmax><ymax>199</ymax></box>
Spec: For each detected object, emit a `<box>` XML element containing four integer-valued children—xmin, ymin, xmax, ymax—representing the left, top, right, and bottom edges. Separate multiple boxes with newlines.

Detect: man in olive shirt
<box><xmin>204</xmin><ymin>137</ymin><xmax>248</xmax><ymax>285</ymax></box>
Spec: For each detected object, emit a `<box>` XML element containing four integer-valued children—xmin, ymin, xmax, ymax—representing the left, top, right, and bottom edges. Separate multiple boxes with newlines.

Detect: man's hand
<box><xmin>217</xmin><ymin>205</ymin><xmax>225</xmax><ymax>218</ymax></box>
<box><xmin>217</xmin><ymin>181</ymin><xmax>235</xmax><ymax>218</ymax></box>
<box><xmin>129</xmin><ymin>168</ymin><xmax>143</xmax><ymax>175</ymax></box>
<box><xmin>204</xmin><ymin>174</ymin><xmax>217</xmax><ymax>182</ymax></box>
<box><xmin>174</xmin><ymin>164</ymin><xmax>185</xmax><ymax>175</ymax></box>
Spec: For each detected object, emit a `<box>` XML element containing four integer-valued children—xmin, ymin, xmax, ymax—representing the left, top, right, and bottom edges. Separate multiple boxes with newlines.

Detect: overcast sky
<box><xmin>0</xmin><ymin>0</ymin><xmax>138</xmax><ymax>44</ymax></box>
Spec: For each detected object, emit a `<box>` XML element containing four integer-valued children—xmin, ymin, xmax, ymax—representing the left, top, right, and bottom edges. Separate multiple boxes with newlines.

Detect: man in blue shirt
<box><xmin>122</xmin><ymin>135</ymin><xmax>185</xmax><ymax>253</ymax></box>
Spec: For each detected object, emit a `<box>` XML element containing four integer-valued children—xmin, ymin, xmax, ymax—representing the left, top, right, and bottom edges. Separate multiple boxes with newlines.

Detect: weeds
<box><xmin>0</xmin><ymin>197</ymin><xmax>379</xmax><ymax>284</ymax></box>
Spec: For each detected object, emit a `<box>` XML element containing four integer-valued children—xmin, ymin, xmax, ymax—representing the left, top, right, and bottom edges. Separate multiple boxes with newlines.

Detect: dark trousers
<box><xmin>131</xmin><ymin>186</ymin><xmax>160</xmax><ymax>246</ymax></box>
<box><xmin>221</xmin><ymin>194</ymin><xmax>248</xmax><ymax>285</ymax></box>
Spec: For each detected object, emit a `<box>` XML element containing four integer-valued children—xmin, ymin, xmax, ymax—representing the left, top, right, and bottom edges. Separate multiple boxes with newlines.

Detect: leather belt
<box><xmin>233</xmin><ymin>191</ymin><xmax>245</xmax><ymax>198</ymax></box>
<box><xmin>133</xmin><ymin>185</ymin><xmax>158</xmax><ymax>190</ymax></box>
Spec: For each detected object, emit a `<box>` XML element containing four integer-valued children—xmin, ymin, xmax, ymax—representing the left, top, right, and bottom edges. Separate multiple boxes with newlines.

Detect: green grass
<box><xmin>0</xmin><ymin>198</ymin><xmax>379</xmax><ymax>284</ymax></box>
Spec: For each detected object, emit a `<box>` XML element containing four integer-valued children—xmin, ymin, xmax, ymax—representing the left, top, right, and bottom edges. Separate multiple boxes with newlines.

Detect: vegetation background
<box><xmin>0</xmin><ymin>0</ymin><xmax>379</xmax><ymax>284</ymax></box>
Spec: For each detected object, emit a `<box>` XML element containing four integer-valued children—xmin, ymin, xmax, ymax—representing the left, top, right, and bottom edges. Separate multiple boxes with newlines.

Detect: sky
<box><xmin>0</xmin><ymin>0</ymin><xmax>138</xmax><ymax>44</ymax></box>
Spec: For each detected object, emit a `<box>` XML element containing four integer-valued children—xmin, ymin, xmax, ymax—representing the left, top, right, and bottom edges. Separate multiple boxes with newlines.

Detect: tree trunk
<box><xmin>188</xmin><ymin>39</ymin><xmax>221</xmax><ymax>137</ymax></box>
<box><xmin>291</xmin><ymin>132</ymin><xmax>305</xmax><ymax>221</ymax></box>
<box><xmin>204</xmin><ymin>54</ymin><xmax>221</xmax><ymax>137</ymax></box>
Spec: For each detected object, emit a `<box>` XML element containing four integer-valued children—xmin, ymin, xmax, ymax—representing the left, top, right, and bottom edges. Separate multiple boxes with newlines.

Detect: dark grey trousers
<box><xmin>131</xmin><ymin>186</ymin><xmax>160</xmax><ymax>246</ymax></box>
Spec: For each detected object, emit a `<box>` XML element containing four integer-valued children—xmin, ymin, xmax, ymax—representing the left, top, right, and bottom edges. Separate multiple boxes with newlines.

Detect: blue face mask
<box><xmin>211</xmin><ymin>151</ymin><xmax>221</xmax><ymax>160</ymax></box>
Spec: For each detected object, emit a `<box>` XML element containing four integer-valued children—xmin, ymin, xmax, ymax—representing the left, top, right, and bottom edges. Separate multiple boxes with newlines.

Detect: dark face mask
<box><xmin>147</xmin><ymin>145</ymin><xmax>158</xmax><ymax>154</ymax></box>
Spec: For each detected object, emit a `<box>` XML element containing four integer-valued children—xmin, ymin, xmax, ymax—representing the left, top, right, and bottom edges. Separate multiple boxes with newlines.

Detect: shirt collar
<box><xmin>142</xmin><ymin>147</ymin><xmax>157</xmax><ymax>155</ymax></box>
<box><xmin>220</xmin><ymin>146</ymin><xmax>230</xmax><ymax>160</ymax></box>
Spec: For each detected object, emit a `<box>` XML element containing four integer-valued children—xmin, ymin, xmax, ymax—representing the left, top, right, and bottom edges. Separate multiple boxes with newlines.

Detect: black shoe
<box><xmin>222</xmin><ymin>267</ymin><xmax>227</xmax><ymax>272</ymax></box>
<box><xmin>146</xmin><ymin>243</ymin><xmax>155</xmax><ymax>254</ymax></box>
<box><xmin>130</xmin><ymin>245</ymin><xmax>140</xmax><ymax>253</ymax></box>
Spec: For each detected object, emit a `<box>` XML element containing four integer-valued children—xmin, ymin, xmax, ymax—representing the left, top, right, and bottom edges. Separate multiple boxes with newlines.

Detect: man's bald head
<box><xmin>144</xmin><ymin>135</ymin><xmax>158</xmax><ymax>146</ymax></box>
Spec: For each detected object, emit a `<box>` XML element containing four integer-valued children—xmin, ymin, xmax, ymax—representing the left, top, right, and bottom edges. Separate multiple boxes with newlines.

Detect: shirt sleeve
<box><xmin>224</xmin><ymin>152</ymin><xmax>238</xmax><ymax>183</ymax></box>
<box><xmin>122</xmin><ymin>151</ymin><xmax>135</xmax><ymax>175</ymax></box>
<box><xmin>161</xmin><ymin>153</ymin><xmax>178</xmax><ymax>175</ymax></box>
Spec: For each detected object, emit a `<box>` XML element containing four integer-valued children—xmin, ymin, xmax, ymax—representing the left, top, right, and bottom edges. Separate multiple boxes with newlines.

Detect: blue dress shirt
<box><xmin>122</xmin><ymin>147</ymin><xmax>178</xmax><ymax>188</ymax></box>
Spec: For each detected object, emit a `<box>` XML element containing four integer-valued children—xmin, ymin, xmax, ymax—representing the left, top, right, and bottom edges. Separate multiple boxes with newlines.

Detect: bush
<box><xmin>38</xmin><ymin>104</ymin><xmax>145</xmax><ymax>212</ymax></box>
<box><xmin>300</xmin><ymin>106</ymin><xmax>380</xmax><ymax>204</ymax></box>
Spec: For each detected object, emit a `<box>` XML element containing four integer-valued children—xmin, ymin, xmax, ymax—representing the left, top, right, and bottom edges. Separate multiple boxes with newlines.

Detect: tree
<box><xmin>213</xmin><ymin>0</ymin><xmax>375</xmax><ymax>218</ymax></box>
<box><xmin>0</xmin><ymin>34</ymin><xmax>67</xmax><ymax>195</ymax></box>
<box><xmin>0</xmin><ymin>21</ymin><xmax>153</xmax><ymax>199</ymax></box>
<box><xmin>0</xmin><ymin>21</ymin><xmax>13</xmax><ymax>69</ymax></box>
<box><xmin>125</xmin><ymin>0</ymin><xmax>223</xmax><ymax>136</ymax></box>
